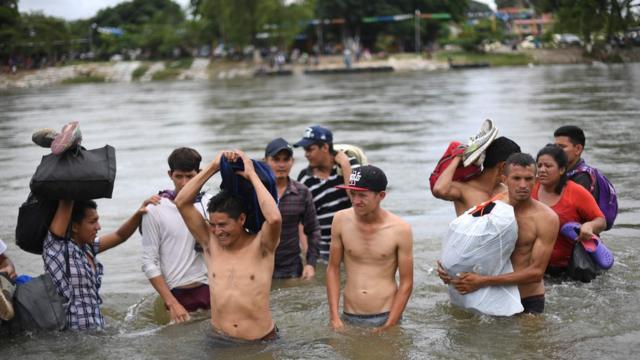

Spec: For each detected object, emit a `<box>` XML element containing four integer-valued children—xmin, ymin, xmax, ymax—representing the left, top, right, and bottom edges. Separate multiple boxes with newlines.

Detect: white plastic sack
<box><xmin>441</xmin><ymin>201</ymin><xmax>523</xmax><ymax>316</ymax></box>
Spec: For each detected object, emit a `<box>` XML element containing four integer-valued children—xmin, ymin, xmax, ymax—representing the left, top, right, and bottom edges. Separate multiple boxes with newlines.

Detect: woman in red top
<box><xmin>532</xmin><ymin>144</ymin><xmax>605</xmax><ymax>272</ymax></box>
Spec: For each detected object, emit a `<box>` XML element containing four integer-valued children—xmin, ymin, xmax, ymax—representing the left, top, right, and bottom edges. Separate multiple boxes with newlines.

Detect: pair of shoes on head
<box><xmin>0</xmin><ymin>273</ymin><xmax>15</xmax><ymax>321</ymax></box>
<box><xmin>32</xmin><ymin>121</ymin><xmax>82</xmax><ymax>154</ymax></box>
<box><xmin>560</xmin><ymin>222</ymin><xmax>614</xmax><ymax>270</ymax></box>
<box><xmin>462</xmin><ymin>119</ymin><xmax>499</xmax><ymax>167</ymax></box>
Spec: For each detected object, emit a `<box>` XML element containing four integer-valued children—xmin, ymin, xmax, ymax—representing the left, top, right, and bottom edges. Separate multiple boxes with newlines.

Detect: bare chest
<box><xmin>342</xmin><ymin>225</ymin><xmax>397</xmax><ymax>262</ymax></box>
<box><xmin>207</xmin><ymin>241</ymin><xmax>274</xmax><ymax>288</ymax></box>
<box><xmin>513</xmin><ymin>215</ymin><xmax>537</xmax><ymax>257</ymax></box>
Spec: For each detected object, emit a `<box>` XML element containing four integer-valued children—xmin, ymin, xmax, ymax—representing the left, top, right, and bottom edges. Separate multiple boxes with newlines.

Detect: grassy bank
<box><xmin>148</xmin><ymin>58</ymin><xmax>193</xmax><ymax>81</ymax></box>
<box><xmin>61</xmin><ymin>74</ymin><xmax>106</xmax><ymax>84</ymax></box>
<box><xmin>435</xmin><ymin>51</ymin><xmax>534</xmax><ymax>66</ymax></box>
<box><xmin>166</xmin><ymin>58</ymin><xmax>193</xmax><ymax>70</ymax></box>
<box><xmin>151</xmin><ymin>68</ymin><xmax>180</xmax><ymax>81</ymax></box>
<box><xmin>132</xmin><ymin>64</ymin><xmax>150</xmax><ymax>80</ymax></box>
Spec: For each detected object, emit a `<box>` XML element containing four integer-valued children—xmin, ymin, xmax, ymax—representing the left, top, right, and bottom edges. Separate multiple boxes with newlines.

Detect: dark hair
<box><xmin>554</xmin><ymin>125</ymin><xmax>585</xmax><ymax>147</ymax></box>
<box><xmin>168</xmin><ymin>147</ymin><xmax>202</xmax><ymax>173</ymax></box>
<box><xmin>483</xmin><ymin>137</ymin><xmax>521</xmax><ymax>169</ymax></box>
<box><xmin>207</xmin><ymin>190</ymin><xmax>247</xmax><ymax>219</ymax></box>
<box><xmin>71</xmin><ymin>200</ymin><xmax>97</xmax><ymax>224</ymax></box>
<box><xmin>536</xmin><ymin>144</ymin><xmax>569</xmax><ymax>194</ymax></box>
<box><xmin>504</xmin><ymin>153</ymin><xmax>536</xmax><ymax>174</ymax></box>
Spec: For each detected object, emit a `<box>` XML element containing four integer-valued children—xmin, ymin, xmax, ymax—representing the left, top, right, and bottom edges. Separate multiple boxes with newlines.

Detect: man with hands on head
<box><xmin>175</xmin><ymin>150</ymin><xmax>282</xmax><ymax>342</ymax></box>
<box><xmin>327</xmin><ymin>165</ymin><xmax>413</xmax><ymax>332</ymax></box>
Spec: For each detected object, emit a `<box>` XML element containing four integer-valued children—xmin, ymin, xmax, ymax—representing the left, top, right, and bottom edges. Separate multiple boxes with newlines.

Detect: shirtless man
<box><xmin>175</xmin><ymin>150</ymin><xmax>282</xmax><ymax>341</ymax></box>
<box><xmin>438</xmin><ymin>153</ymin><xmax>558</xmax><ymax>314</ymax></box>
<box><xmin>432</xmin><ymin>137</ymin><xmax>521</xmax><ymax>216</ymax></box>
<box><xmin>327</xmin><ymin>165</ymin><xmax>413</xmax><ymax>331</ymax></box>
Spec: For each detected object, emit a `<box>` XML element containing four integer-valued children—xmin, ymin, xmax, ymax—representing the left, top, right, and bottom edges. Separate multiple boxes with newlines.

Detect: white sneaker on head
<box><xmin>463</xmin><ymin>119</ymin><xmax>498</xmax><ymax>167</ymax></box>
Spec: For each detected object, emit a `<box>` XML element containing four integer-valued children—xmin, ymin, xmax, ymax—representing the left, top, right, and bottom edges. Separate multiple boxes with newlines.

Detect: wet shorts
<box><xmin>342</xmin><ymin>311</ymin><xmax>392</xmax><ymax>328</ymax></box>
<box><xmin>207</xmin><ymin>325</ymin><xmax>279</xmax><ymax>346</ymax></box>
<box><xmin>170</xmin><ymin>283</ymin><xmax>210</xmax><ymax>312</ymax></box>
<box><xmin>521</xmin><ymin>294</ymin><xmax>545</xmax><ymax>314</ymax></box>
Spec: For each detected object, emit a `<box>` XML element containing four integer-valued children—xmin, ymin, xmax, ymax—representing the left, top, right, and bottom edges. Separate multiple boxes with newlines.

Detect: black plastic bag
<box><xmin>30</xmin><ymin>145</ymin><xmax>116</xmax><ymax>200</ymax></box>
<box><xmin>11</xmin><ymin>274</ymin><xmax>66</xmax><ymax>331</ymax></box>
<box><xmin>567</xmin><ymin>242</ymin><xmax>599</xmax><ymax>283</ymax></box>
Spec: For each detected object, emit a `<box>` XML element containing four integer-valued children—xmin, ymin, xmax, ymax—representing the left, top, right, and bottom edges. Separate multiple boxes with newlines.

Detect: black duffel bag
<box><xmin>30</xmin><ymin>145</ymin><xmax>117</xmax><ymax>200</ymax></box>
<box><xmin>11</xmin><ymin>274</ymin><xmax>67</xmax><ymax>332</ymax></box>
<box><xmin>15</xmin><ymin>192</ymin><xmax>57</xmax><ymax>254</ymax></box>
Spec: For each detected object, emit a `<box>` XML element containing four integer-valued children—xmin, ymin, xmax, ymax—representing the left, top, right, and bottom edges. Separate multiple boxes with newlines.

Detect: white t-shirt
<box><xmin>141</xmin><ymin>196</ymin><xmax>210</xmax><ymax>289</ymax></box>
<box><xmin>0</xmin><ymin>239</ymin><xmax>6</xmax><ymax>255</ymax></box>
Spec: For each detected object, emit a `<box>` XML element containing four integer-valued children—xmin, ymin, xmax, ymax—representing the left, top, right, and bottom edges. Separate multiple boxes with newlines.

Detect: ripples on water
<box><xmin>1</xmin><ymin>64</ymin><xmax>639</xmax><ymax>358</ymax></box>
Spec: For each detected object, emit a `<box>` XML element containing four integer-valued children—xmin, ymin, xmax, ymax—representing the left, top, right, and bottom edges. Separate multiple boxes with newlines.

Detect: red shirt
<box><xmin>533</xmin><ymin>181</ymin><xmax>604</xmax><ymax>268</ymax></box>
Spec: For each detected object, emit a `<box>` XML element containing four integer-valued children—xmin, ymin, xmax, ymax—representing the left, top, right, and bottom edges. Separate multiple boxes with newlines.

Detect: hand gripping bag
<box><xmin>30</xmin><ymin>145</ymin><xmax>116</xmax><ymax>200</ymax></box>
<box><xmin>441</xmin><ymin>200</ymin><xmax>523</xmax><ymax>316</ymax></box>
<box><xmin>219</xmin><ymin>157</ymin><xmax>278</xmax><ymax>233</ymax></box>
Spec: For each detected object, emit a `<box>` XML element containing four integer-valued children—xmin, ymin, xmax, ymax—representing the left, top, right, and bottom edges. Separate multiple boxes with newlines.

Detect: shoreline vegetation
<box><xmin>2</xmin><ymin>48</ymin><xmax>639</xmax><ymax>90</ymax></box>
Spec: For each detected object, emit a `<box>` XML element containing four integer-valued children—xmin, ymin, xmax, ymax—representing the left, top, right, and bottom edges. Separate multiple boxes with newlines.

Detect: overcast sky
<box><xmin>19</xmin><ymin>0</ymin><xmax>497</xmax><ymax>21</ymax></box>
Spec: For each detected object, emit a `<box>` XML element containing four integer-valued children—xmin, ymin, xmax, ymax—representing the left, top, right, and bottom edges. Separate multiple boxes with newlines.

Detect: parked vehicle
<box><xmin>553</xmin><ymin>33</ymin><xmax>582</xmax><ymax>47</ymax></box>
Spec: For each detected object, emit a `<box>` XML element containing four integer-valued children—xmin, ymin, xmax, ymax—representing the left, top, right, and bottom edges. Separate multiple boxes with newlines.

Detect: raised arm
<box><xmin>175</xmin><ymin>152</ymin><xmax>222</xmax><ymax>247</ymax></box>
<box><xmin>327</xmin><ymin>211</ymin><xmax>345</xmax><ymax>331</ymax></box>
<box><xmin>50</xmin><ymin>200</ymin><xmax>74</xmax><ymax>238</ymax></box>
<box><xmin>432</xmin><ymin>154</ymin><xmax>463</xmax><ymax>201</ymax></box>
<box><xmin>99</xmin><ymin>195</ymin><xmax>160</xmax><ymax>252</ymax></box>
<box><xmin>234</xmin><ymin>150</ymin><xmax>282</xmax><ymax>253</ymax></box>
<box><xmin>334</xmin><ymin>151</ymin><xmax>353</xmax><ymax>186</ymax></box>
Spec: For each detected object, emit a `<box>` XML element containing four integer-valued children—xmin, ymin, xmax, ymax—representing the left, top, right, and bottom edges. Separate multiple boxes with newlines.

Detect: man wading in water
<box><xmin>327</xmin><ymin>165</ymin><xmax>413</xmax><ymax>331</ymax></box>
<box><xmin>439</xmin><ymin>154</ymin><xmax>559</xmax><ymax>314</ymax></box>
<box><xmin>175</xmin><ymin>150</ymin><xmax>282</xmax><ymax>342</ymax></box>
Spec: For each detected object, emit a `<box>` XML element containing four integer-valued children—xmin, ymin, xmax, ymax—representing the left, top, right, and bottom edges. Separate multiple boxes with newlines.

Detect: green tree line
<box><xmin>1</xmin><ymin>0</ymin><xmax>638</xmax><ymax>68</ymax></box>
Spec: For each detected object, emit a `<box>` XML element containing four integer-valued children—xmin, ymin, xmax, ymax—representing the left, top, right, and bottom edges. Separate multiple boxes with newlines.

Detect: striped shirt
<box><xmin>297</xmin><ymin>157</ymin><xmax>360</xmax><ymax>260</ymax></box>
<box><xmin>43</xmin><ymin>231</ymin><xmax>105</xmax><ymax>330</ymax></box>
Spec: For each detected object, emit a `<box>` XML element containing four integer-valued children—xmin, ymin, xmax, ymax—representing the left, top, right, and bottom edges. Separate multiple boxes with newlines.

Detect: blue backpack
<box><xmin>567</xmin><ymin>160</ymin><xmax>618</xmax><ymax>230</ymax></box>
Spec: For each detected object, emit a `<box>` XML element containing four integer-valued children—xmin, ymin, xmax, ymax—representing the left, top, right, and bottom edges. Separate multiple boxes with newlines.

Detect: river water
<box><xmin>1</xmin><ymin>63</ymin><xmax>639</xmax><ymax>359</ymax></box>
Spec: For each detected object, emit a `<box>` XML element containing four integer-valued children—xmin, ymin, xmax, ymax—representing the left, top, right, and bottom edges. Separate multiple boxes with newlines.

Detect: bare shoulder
<box><xmin>531</xmin><ymin>199</ymin><xmax>559</xmax><ymax>242</ymax></box>
<box><xmin>532</xmin><ymin>199</ymin><xmax>558</xmax><ymax>222</ymax></box>
<box><xmin>385</xmin><ymin>211</ymin><xmax>413</xmax><ymax>240</ymax></box>
<box><xmin>334</xmin><ymin>208</ymin><xmax>354</xmax><ymax>222</ymax></box>
<box><xmin>492</xmin><ymin>183</ymin><xmax>508</xmax><ymax>196</ymax></box>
